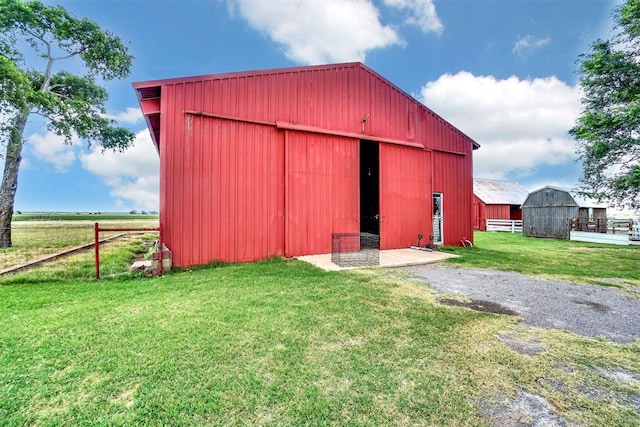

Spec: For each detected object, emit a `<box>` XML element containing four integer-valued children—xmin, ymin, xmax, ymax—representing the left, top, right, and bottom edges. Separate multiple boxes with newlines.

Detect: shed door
<box><xmin>285</xmin><ymin>131</ymin><xmax>359</xmax><ymax>257</ymax></box>
<box><xmin>379</xmin><ymin>144</ymin><xmax>431</xmax><ymax>250</ymax></box>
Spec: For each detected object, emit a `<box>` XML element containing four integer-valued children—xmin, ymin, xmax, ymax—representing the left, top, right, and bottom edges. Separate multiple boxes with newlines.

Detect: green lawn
<box><xmin>0</xmin><ymin>219</ymin><xmax>159</xmax><ymax>273</ymax></box>
<box><xmin>441</xmin><ymin>231</ymin><xmax>640</xmax><ymax>285</ymax></box>
<box><xmin>0</xmin><ymin>233</ymin><xmax>638</xmax><ymax>425</ymax></box>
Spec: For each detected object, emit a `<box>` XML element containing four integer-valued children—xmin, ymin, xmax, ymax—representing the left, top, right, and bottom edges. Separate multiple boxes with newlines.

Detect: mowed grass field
<box><xmin>0</xmin><ymin>229</ymin><xmax>638</xmax><ymax>426</ymax></box>
<box><xmin>12</xmin><ymin>213</ymin><xmax>159</xmax><ymax>222</ymax></box>
<box><xmin>442</xmin><ymin>232</ymin><xmax>640</xmax><ymax>286</ymax></box>
<box><xmin>0</xmin><ymin>214</ymin><xmax>159</xmax><ymax>272</ymax></box>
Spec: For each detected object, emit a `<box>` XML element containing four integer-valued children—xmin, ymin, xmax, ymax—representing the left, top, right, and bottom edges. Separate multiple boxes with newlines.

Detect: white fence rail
<box><xmin>570</xmin><ymin>218</ymin><xmax>640</xmax><ymax>246</ymax></box>
<box><xmin>486</xmin><ymin>219</ymin><xmax>522</xmax><ymax>233</ymax></box>
<box><xmin>631</xmin><ymin>220</ymin><xmax>640</xmax><ymax>241</ymax></box>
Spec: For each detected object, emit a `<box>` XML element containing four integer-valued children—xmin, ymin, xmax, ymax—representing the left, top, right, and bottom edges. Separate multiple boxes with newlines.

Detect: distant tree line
<box><xmin>129</xmin><ymin>210</ymin><xmax>158</xmax><ymax>215</ymax></box>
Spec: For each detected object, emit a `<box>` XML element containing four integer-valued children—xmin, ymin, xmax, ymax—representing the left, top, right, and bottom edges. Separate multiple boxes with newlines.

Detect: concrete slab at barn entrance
<box><xmin>297</xmin><ymin>248</ymin><xmax>458</xmax><ymax>271</ymax></box>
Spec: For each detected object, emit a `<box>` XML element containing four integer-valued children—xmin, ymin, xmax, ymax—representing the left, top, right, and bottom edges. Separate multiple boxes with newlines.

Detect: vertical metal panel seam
<box><xmin>284</xmin><ymin>130</ymin><xmax>289</xmax><ymax>257</ymax></box>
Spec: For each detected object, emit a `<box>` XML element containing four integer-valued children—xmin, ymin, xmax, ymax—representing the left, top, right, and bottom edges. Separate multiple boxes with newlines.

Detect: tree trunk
<box><xmin>0</xmin><ymin>112</ymin><xmax>29</xmax><ymax>248</ymax></box>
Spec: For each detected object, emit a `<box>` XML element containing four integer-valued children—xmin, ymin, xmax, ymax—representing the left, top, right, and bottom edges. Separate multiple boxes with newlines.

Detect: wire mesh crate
<box><xmin>331</xmin><ymin>232</ymin><xmax>380</xmax><ymax>267</ymax></box>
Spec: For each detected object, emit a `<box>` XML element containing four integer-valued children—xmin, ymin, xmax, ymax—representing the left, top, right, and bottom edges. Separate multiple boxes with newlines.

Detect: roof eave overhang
<box><xmin>133</xmin><ymin>82</ymin><xmax>161</xmax><ymax>153</ymax></box>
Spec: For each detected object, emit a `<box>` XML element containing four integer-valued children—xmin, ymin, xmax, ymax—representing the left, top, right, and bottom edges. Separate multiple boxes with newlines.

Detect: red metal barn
<box><xmin>473</xmin><ymin>178</ymin><xmax>529</xmax><ymax>231</ymax></box>
<box><xmin>134</xmin><ymin>63</ymin><xmax>479</xmax><ymax>267</ymax></box>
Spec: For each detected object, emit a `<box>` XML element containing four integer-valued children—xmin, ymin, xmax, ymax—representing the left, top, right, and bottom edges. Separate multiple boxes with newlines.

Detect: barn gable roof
<box><xmin>524</xmin><ymin>185</ymin><xmax>608</xmax><ymax>208</ymax></box>
<box><xmin>474</xmin><ymin>178</ymin><xmax>529</xmax><ymax>205</ymax></box>
<box><xmin>133</xmin><ymin>62</ymin><xmax>480</xmax><ymax>152</ymax></box>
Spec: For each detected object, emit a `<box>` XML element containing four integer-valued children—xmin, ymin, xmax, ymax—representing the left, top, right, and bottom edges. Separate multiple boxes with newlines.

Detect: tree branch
<box><xmin>46</xmin><ymin>83</ymin><xmax>65</xmax><ymax>91</ymax></box>
<box><xmin>40</xmin><ymin>46</ymin><xmax>55</xmax><ymax>92</ymax></box>
<box><xmin>30</xmin><ymin>110</ymin><xmax>73</xmax><ymax>129</ymax></box>
<box><xmin>48</xmin><ymin>91</ymin><xmax>73</xmax><ymax>101</ymax></box>
<box><xmin>51</xmin><ymin>51</ymin><xmax>80</xmax><ymax>61</ymax></box>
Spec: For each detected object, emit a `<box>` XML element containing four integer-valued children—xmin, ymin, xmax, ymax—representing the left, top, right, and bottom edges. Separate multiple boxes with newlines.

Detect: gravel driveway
<box><xmin>404</xmin><ymin>264</ymin><xmax>640</xmax><ymax>426</ymax></box>
<box><xmin>405</xmin><ymin>264</ymin><xmax>640</xmax><ymax>344</ymax></box>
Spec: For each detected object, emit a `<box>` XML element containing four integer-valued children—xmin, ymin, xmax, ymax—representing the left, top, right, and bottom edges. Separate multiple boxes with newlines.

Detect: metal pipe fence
<box><xmin>570</xmin><ymin>217</ymin><xmax>635</xmax><ymax>235</ymax></box>
<box><xmin>94</xmin><ymin>222</ymin><xmax>160</xmax><ymax>279</ymax></box>
<box><xmin>0</xmin><ymin>221</ymin><xmax>159</xmax><ymax>278</ymax></box>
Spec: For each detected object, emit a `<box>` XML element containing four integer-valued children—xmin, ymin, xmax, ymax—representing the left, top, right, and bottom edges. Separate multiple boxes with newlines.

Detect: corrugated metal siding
<box><xmin>285</xmin><ymin>131</ymin><xmax>359</xmax><ymax>257</ymax></box>
<box><xmin>379</xmin><ymin>145</ymin><xmax>431</xmax><ymax>249</ymax></box>
<box><xmin>173</xmin><ymin>65</ymin><xmax>411</xmax><ymax>141</ymax></box>
<box><xmin>422</xmin><ymin>109</ymin><xmax>472</xmax><ymax>154</ymax></box>
<box><xmin>145</xmin><ymin>63</ymin><xmax>476</xmax><ymax>152</ymax></box>
<box><xmin>473</xmin><ymin>196</ymin><xmax>512</xmax><ymax>231</ymax></box>
<box><xmin>474</xmin><ymin>178</ymin><xmax>529</xmax><ymax>205</ymax></box>
<box><xmin>161</xmin><ymin>103</ymin><xmax>285</xmax><ymax>266</ymax></box>
<box><xmin>158</xmin><ymin>84</ymin><xmax>170</xmax><ymax>262</ymax></box>
<box><xmin>473</xmin><ymin>196</ymin><xmax>484</xmax><ymax>230</ymax></box>
<box><xmin>485</xmin><ymin>204</ymin><xmax>511</xmax><ymax>220</ymax></box>
<box><xmin>432</xmin><ymin>149</ymin><xmax>474</xmax><ymax>245</ymax></box>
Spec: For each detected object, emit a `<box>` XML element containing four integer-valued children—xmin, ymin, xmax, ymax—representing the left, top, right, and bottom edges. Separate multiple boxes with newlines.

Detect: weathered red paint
<box><xmin>474</xmin><ymin>195</ymin><xmax>512</xmax><ymax>231</ymax></box>
<box><xmin>474</xmin><ymin>202</ymin><xmax>523</xmax><ymax>231</ymax></box>
<box><xmin>474</xmin><ymin>200</ymin><xmax>525</xmax><ymax>231</ymax></box>
<box><xmin>379</xmin><ymin>144</ymin><xmax>431</xmax><ymax>249</ymax></box>
<box><xmin>134</xmin><ymin>62</ymin><xmax>478</xmax><ymax>267</ymax></box>
<box><xmin>285</xmin><ymin>131</ymin><xmax>359</xmax><ymax>257</ymax></box>
<box><xmin>431</xmin><ymin>150</ymin><xmax>474</xmax><ymax>244</ymax></box>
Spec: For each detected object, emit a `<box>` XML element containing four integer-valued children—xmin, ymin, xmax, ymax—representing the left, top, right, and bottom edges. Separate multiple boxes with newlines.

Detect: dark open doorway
<box><xmin>360</xmin><ymin>140</ymin><xmax>380</xmax><ymax>235</ymax></box>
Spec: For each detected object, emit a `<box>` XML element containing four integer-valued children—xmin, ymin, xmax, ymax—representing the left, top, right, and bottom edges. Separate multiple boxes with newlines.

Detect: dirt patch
<box><xmin>112</xmin><ymin>383</ymin><xmax>140</xmax><ymax>409</ymax></box>
<box><xmin>572</xmin><ymin>299</ymin><xmax>611</xmax><ymax>313</ymax></box>
<box><xmin>439</xmin><ymin>298</ymin><xmax>519</xmax><ymax>316</ymax></box>
<box><xmin>499</xmin><ymin>332</ymin><xmax>546</xmax><ymax>356</ymax></box>
<box><xmin>567</xmin><ymin>247</ymin><xmax>599</xmax><ymax>252</ymax></box>
<box><xmin>480</xmin><ymin>391</ymin><xmax>569</xmax><ymax>427</ymax></box>
<box><xmin>595</xmin><ymin>367</ymin><xmax>640</xmax><ymax>385</ymax></box>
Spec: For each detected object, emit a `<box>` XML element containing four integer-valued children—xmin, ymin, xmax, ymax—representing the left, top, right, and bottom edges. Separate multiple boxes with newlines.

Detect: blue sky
<box><xmin>12</xmin><ymin>0</ymin><xmax>616</xmax><ymax>212</ymax></box>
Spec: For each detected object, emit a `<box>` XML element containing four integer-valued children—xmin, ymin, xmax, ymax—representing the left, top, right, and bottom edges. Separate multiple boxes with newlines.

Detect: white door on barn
<box><xmin>433</xmin><ymin>193</ymin><xmax>443</xmax><ymax>245</ymax></box>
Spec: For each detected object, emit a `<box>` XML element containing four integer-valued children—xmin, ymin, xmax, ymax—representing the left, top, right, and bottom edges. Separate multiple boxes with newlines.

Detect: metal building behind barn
<box><xmin>134</xmin><ymin>62</ymin><xmax>479</xmax><ymax>267</ymax></box>
<box><xmin>473</xmin><ymin>178</ymin><xmax>529</xmax><ymax>231</ymax></box>
<box><xmin>522</xmin><ymin>186</ymin><xmax>607</xmax><ymax>239</ymax></box>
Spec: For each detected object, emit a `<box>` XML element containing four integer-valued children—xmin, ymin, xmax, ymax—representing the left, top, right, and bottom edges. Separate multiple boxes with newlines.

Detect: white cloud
<box><xmin>224</xmin><ymin>0</ymin><xmax>402</xmax><ymax>64</ymax></box>
<box><xmin>512</xmin><ymin>35</ymin><xmax>551</xmax><ymax>57</ymax></box>
<box><xmin>103</xmin><ymin>107</ymin><xmax>144</xmax><ymax>124</ymax></box>
<box><xmin>419</xmin><ymin>71</ymin><xmax>581</xmax><ymax>180</ymax></box>
<box><xmin>524</xmin><ymin>177</ymin><xmax>581</xmax><ymax>193</ymax></box>
<box><xmin>26</xmin><ymin>131</ymin><xmax>78</xmax><ymax>173</ymax></box>
<box><xmin>79</xmin><ymin>130</ymin><xmax>159</xmax><ymax>211</ymax></box>
<box><xmin>382</xmin><ymin>0</ymin><xmax>443</xmax><ymax>34</ymax></box>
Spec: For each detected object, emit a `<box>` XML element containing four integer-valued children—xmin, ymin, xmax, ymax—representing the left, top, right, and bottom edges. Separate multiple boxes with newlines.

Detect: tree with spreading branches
<box><xmin>570</xmin><ymin>0</ymin><xmax>640</xmax><ymax>209</ymax></box>
<box><xmin>0</xmin><ymin>0</ymin><xmax>135</xmax><ymax>247</ymax></box>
